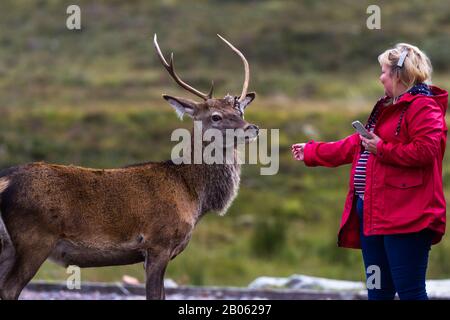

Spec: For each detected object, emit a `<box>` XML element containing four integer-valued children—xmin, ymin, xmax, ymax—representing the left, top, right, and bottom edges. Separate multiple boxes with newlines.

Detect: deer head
<box><xmin>153</xmin><ymin>34</ymin><xmax>259</xmax><ymax>147</ymax></box>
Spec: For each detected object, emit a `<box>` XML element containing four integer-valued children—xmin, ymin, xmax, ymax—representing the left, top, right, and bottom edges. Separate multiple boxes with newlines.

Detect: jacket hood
<box><xmin>398</xmin><ymin>85</ymin><xmax>448</xmax><ymax>114</ymax></box>
<box><xmin>429</xmin><ymin>85</ymin><xmax>448</xmax><ymax>115</ymax></box>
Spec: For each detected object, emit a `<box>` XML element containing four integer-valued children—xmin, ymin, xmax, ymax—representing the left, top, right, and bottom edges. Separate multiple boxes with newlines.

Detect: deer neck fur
<box><xmin>196</xmin><ymin>157</ymin><xmax>241</xmax><ymax>218</ymax></box>
<box><xmin>174</xmin><ymin>133</ymin><xmax>242</xmax><ymax>221</ymax></box>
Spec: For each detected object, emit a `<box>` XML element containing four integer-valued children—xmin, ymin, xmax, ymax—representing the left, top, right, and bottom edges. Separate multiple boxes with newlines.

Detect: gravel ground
<box><xmin>20</xmin><ymin>290</ymin><xmax>146</xmax><ymax>300</ymax></box>
<box><xmin>16</xmin><ymin>279</ymin><xmax>450</xmax><ymax>300</ymax></box>
<box><xmin>18</xmin><ymin>282</ymin><xmax>367</xmax><ymax>300</ymax></box>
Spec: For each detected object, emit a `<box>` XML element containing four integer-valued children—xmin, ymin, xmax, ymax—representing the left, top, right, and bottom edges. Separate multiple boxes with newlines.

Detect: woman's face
<box><xmin>379</xmin><ymin>63</ymin><xmax>396</xmax><ymax>97</ymax></box>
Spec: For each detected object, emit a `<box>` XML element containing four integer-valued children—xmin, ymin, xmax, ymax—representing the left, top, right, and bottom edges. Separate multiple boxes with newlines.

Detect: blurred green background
<box><xmin>0</xmin><ymin>0</ymin><xmax>449</xmax><ymax>286</ymax></box>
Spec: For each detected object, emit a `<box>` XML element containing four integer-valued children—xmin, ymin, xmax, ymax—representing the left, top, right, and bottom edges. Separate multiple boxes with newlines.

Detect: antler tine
<box><xmin>207</xmin><ymin>80</ymin><xmax>214</xmax><ymax>99</ymax></box>
<box><xmin>217</xmin><ymin>34</ymin><xmax>249</xmax><ymax>103</ymax></box>
<box><xmin>153</xmin><ymin>34</ymin><xmax>213</xmax><ymax>100</ymax></box>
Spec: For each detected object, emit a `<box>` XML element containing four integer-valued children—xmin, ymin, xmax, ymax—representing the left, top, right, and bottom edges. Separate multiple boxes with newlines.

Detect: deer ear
<box><xmin>239</xmin><ymin>92</ymin><xmax>256</xmax><ymax>110</ymax></box>
<box><xmin>163</xmin><ymin>95</ymin><xmax>197</xmax><ymax>120</ymax></box>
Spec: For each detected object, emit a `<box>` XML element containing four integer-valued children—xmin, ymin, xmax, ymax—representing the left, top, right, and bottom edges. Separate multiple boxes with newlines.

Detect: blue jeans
<box><xmin>356</xmin><ymin>196</ymin><xmax>433</xmax><ymax>300</ymax></box>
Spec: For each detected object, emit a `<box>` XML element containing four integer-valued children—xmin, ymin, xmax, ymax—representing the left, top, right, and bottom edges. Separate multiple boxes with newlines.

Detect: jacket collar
<box><xmin>377</xmin><ymin>85</ymin><xmax>448</xmax><ymax>108</ymax></box>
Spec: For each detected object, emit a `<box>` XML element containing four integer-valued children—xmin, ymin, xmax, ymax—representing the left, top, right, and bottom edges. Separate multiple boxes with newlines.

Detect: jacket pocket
<box><xmin>384</xmin><ymin>166</ymin><xmax>423</xmax><ymax>188</ymax></box>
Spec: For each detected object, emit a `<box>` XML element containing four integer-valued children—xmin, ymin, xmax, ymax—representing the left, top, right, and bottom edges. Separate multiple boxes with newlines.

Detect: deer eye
<box><xmin>211</xmin><ymin>114</ymin><xmax>222</xmax><ymax>122</ymax></box>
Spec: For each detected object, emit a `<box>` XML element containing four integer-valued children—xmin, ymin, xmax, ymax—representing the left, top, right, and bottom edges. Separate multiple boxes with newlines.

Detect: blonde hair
<box><xmin>378</xmin><ymin>43</ymin><xmax>433</xmax><ymax>96</ymax></box>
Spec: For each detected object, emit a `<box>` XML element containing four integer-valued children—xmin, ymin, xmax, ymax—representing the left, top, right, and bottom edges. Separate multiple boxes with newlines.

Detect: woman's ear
<box><xmin>392</xmin><ymin>68</ymin><xmax>402</xmax><ymax>81</ymax></box>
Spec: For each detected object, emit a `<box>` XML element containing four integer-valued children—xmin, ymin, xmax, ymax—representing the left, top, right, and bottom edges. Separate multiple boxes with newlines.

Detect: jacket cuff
<box><xmin>303</xmin><ymin>140</ymin><xmax>316</xmax><ymax>166</ymax></box>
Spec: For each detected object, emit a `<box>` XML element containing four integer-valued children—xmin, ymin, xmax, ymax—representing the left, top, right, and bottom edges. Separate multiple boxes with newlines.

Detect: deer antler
<box><xmin>153</xmin><ymin>34</ymin><xmax>214</xmax><ymax>100</ymax></box>
<box><xmin>217</xmin><ymin>34</ymin><xmax>250</xmax><ymax>103</ymax></box>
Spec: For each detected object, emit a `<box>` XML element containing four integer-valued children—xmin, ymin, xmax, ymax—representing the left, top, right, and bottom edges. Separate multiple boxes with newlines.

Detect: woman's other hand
<box><xmin>360</xmin><ymin>132</ymin><xmax>381</xmax><ymax>154</ymax></box>
<box><xmin>291</xmin><ymin>143</ymin><xmax>306</xmax><ymax>161</ymax></box>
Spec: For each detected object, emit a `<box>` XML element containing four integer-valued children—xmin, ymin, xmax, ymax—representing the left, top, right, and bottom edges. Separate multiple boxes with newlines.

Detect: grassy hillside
<box><xmin>0</xmin><ymin>0</ymin><xmax>449</xmax><ymax>108</ymax></box>
<box><xmin>0</xmin><ymin>0</ymin><xmax>449</xmax><ymax>286</ymax></box>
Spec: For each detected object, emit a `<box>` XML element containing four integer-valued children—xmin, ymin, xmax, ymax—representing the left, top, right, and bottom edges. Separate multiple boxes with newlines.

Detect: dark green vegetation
<box><xmin>0</xmin><ymin>0</ymin><xmax>449</xmax><ymax>286</ymax></box>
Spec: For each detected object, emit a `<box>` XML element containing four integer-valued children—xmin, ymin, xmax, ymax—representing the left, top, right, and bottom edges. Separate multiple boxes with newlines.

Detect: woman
<box><xmin>292</xmin><ymin>43</ymin><xmax>448</xmax><ymax>300</ymax></box>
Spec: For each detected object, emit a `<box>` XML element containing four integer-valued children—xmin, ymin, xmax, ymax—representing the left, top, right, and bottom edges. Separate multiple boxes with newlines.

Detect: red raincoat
<box><xmin>304</xmin><ymin>85</ymin><xmax>448</xmax><ymax>249</ymax></box>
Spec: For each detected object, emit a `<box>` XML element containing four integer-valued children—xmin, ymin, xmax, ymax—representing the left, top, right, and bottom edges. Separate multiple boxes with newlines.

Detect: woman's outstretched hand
<box><xmin>291</xmin><ymin>143</ymin><xmax>306</xmax><ymax>161</ymax></box>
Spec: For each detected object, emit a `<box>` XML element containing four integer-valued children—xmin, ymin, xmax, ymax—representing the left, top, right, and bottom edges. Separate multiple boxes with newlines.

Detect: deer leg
<box><xmin>144</xmin><ymin>250</ymin><xmax>170</xmax><ymax>300</ymax></box>
<box><xmin>0</xmin><ymin>234</ymin><xmax>56</xmax><ymax>300</ymax></box>
<box><xmin>0</xmin><ymin>222</ymin><xmax>16</xmax><ymax>288</ymax></box>
<box><xmin>0</xmin><ymin>241</ymin><xmax>16</xmax><ymax>289</ymax></box>
<box><xmin>159</xmin><ymin>263</ymin><xmax>168</xmax><ymax>300</ymax></box>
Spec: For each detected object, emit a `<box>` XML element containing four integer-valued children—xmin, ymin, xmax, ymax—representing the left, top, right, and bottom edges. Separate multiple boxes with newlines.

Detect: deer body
<box><xmin>48</xmin><ymin>160</ymin><xmax>241</xmax><ymax>268</ymax></box>
<box><xmin>0</xmin><ymin>34</ymin><xmax>257</xmax><ymax>300</ymax></box>
<box><xmin>1</xmin><ymin>158</ymin><xmax>239</xmax><ymax>262</ymax></box>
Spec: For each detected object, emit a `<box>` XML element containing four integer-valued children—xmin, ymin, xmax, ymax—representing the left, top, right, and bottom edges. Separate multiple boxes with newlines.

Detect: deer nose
<box><xmin>245</xmin><ymin>124</ymin><xmax>259</xmax><ymax>135</ymax></box>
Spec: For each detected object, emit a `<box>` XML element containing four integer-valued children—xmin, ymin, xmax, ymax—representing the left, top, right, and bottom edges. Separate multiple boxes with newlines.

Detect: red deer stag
<box><xmin>0</xmin><ymin>34</ymin><xmax>258</xmax><ymax>300</ymax></box>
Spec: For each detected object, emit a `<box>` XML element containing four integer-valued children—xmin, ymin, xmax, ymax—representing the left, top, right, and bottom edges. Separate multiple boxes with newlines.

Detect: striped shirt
<box><xmin>354</xmin><ymin>122</ymin><xmax>376</xmax><ymax>199</ymax></box>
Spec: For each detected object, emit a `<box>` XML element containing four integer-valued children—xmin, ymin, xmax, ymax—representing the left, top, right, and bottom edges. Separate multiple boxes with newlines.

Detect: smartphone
<box><xmin>352</xmin><ymin>120</ymin><xmax>372</xmax><ymax>139</ymax></box>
